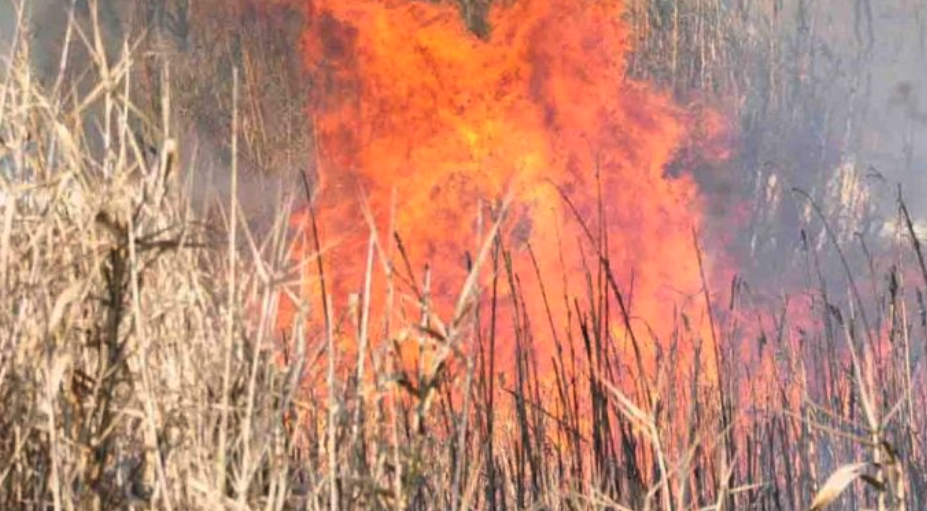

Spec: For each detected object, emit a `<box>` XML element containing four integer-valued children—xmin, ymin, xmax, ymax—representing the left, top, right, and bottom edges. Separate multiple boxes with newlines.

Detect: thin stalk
<box><xmin>216</xmin><ymin>66</ymin><xmax>239</xmax><ymax>496</ymax></box>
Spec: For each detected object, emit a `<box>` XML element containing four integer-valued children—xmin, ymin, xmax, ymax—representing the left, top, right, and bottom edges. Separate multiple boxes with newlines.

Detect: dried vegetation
<box><xmin>0</xmin><ymin>1</ymin><xmax>924</xmax><ymax>510</ymax></box>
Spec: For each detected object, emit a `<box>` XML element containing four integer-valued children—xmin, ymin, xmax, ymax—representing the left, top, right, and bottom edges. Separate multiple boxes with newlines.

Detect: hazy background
<box><xmin>4</xmin><ymin>0</ymin><xmax>927</xmax><ymax>285</ymax></box>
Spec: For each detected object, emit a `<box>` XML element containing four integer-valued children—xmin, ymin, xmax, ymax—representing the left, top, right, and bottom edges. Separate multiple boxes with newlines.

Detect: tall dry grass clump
<box><xmin>0</xmin><ymin>7</ymin><xmax>313</xmax><ymax>509</ymax></box>
<box><xmin>0</xmin><ymin>2</ymin><xmax>925</xmax><ymax>511</ymax></box>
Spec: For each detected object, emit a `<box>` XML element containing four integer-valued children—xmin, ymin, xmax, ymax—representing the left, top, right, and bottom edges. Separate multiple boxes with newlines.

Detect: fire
<box><xmin>277</xmin><ymin>0</ymin><xmax>724</xmax><ymax>381</ymax></box>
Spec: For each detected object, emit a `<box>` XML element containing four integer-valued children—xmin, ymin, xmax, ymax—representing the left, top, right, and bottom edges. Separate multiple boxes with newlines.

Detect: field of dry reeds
<box><xmin>0</xmin><ymin>1</ymin><xmax>925</xmax><ymax>510</ymax></box>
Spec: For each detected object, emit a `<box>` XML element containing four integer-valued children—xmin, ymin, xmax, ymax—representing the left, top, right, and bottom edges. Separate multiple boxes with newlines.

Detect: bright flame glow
<box><xmin>279</xmin><ymin>0</ymin><xmax>726</xmax><ymax>379</ymax></box>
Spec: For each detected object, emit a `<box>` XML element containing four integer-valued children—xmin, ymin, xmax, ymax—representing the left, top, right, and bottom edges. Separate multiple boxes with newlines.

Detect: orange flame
<box><xmin>276</xmin><ymin>0</ymin><xmax>726</xmax><ymax>380</ymax></box>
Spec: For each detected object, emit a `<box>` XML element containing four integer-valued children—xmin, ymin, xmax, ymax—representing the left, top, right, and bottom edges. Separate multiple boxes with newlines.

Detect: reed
<box><xmin>0</xmin><ymin>1</ymin><xmax>923</xmax><ymax>510</ymax></box>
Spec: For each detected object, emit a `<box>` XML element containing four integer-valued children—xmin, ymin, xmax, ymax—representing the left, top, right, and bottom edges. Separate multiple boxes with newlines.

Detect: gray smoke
<box><xmin>6</xmin><ymin>0</ymin><xmax>927</xmax><ymax>256</ymax></box>
<box><xmin>1</xmin><ymin>0</ymin><xmax>310</xmax><ymax>230</ymax></box>
<box><xmin>1</xmin><ymin>1</ymin><xmax>118</xmax><ymax>79</ymax></box>
<box><xmin>692</xmin><ymin>0</ymin><xmax>927</xmax><ymax>290</ymax></box>
<box><xmin>772</xmin><ymin>0</ymin><xmax>927</xmax><ymax>215</ymax></box>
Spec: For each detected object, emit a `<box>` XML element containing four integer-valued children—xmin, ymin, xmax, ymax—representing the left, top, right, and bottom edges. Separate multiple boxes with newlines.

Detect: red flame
<box><xmin>274</xmin><ymin>0</ymin><xmax>728</xmax><ymax>380</ymax></box>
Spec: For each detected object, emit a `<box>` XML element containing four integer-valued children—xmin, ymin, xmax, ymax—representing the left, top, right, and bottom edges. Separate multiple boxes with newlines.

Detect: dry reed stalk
<box><xmin>0</xmin><ymin>1</ymin><xmax>924</xmax><ymax>510</ymax></box>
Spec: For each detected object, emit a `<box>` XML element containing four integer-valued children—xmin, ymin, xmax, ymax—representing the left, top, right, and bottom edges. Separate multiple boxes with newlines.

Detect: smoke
<box><xmin>657</xmin><ymin>0</ymin><xmax>927</xmax><ymax>298</ymax></box>
<box><xmin>0</xmin><ymin>3</ymin><xmax>13</xmax><ymax>57</ymax></box>
<box><xmin>0</xmin><ymin>1</ymin><xmax>123</xmax><ymax>81</ymax></box>
<box><xmin>0</xmin><ymin>0</ymin><xmax>311</xmax><ymax>232</ymax></box>
<box><xmin>789</xmin><ymin>0</ymin><xmax>927</xmax><ymax>214</ymax></box>
<box><xmin>8</xmin><ymin>0</ymin><xmax>927</xmax><ymax>290</ymax></box>
<box><xmin>768</xmin><ymin>0</ymin><xmax>927</xmax><ymax>215</ymax></box>
<box><xmin>855</xmin><ymin>1</ymin><xmax>927</xmax><ymax>217</ymax></box>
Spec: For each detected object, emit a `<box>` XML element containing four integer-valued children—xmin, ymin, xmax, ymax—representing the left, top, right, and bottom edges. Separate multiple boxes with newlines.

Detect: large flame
<box><xmin>280</xmin><ymin>0</ymin><xmax>722</xmax><ymax>377</ymax></box>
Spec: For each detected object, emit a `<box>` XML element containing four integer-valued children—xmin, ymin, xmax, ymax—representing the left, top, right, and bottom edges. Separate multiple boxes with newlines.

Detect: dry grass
<box><xmin>0</xmin><ymin>2</ymin><xmax>924</xmax><ymax>510</ymax></box>
<box><xmin>0</xmin><ymin>5</ymin><xmax>309</xmax><ymax>509</ymax></box>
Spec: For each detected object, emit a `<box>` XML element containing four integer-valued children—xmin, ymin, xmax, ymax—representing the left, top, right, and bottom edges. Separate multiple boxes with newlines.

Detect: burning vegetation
<box><xmin>291</xmin><ymin>0</ymin><xmax>719</xmax><ymax>374</ymax></box>
<box><xmin>0</xmin><ymin>0</ymin><xmax>924</xmax><ymax>510</ymax></box>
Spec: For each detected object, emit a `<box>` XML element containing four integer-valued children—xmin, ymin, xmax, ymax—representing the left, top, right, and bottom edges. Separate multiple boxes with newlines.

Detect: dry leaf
<box><xmin>808</xmin><ymin>462</ymin><xmax>872</xmax><ymax>511</ymax></box>
<box><xmin>48</xmin><ymin>280</ymin><xmax>85</xmax><ymax>333</ymax></box>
